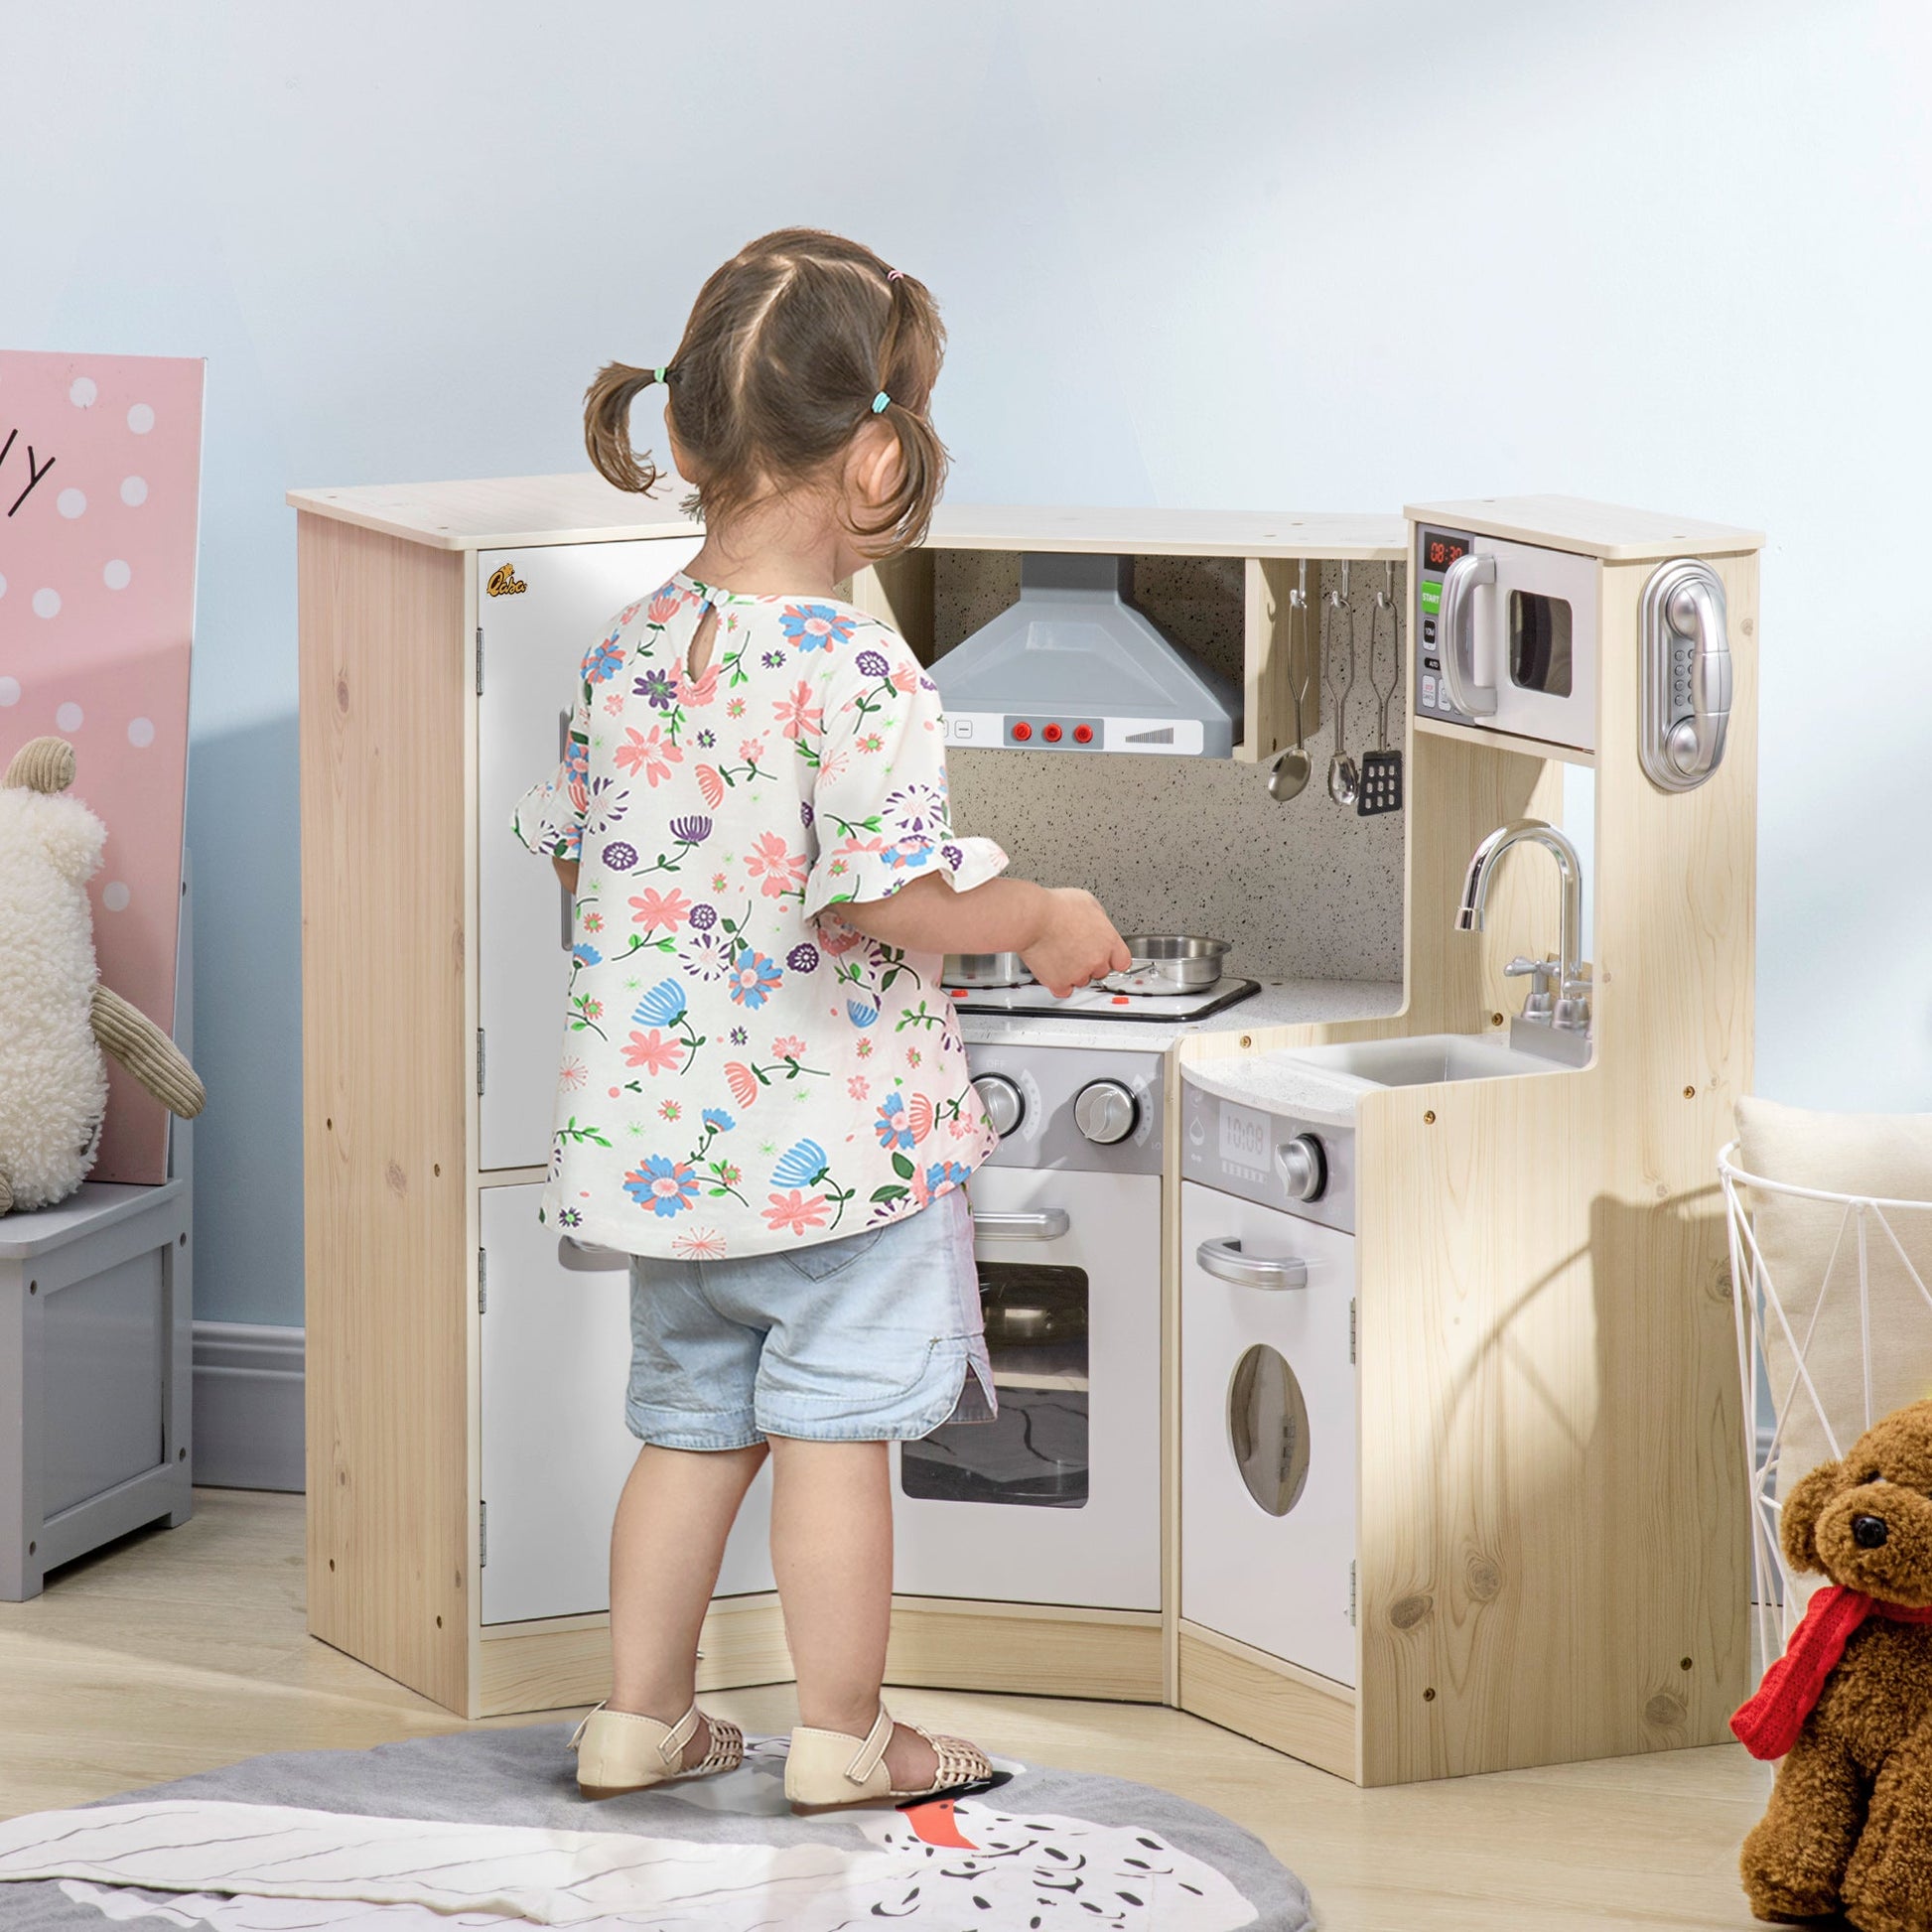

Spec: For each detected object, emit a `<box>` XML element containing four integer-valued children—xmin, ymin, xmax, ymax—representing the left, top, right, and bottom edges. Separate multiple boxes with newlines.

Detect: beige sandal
<box><xmin>784</xmin><ymin>1706</ymin><xmax>992</xmax><ymax>1811</ymax></box>
<box><xmin>569</xmin><ymin>1702</ymin><xmax>744</xmax><ymax>1799</ymax></box>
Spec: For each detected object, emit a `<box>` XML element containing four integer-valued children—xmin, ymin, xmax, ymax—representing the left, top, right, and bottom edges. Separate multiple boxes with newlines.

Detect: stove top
<box><xmin>945</xmin><ymin>978</ymin><xmax>1262</xmax><ymax>1023</ymax></box>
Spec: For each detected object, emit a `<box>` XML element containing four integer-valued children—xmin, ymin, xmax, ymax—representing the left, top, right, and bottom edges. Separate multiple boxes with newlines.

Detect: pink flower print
<box><xmin>628</xmin><ymin>887</ymin><xmax>693</xmax><ymax>933</ymax></box>
<box><xmin>773</xmin><ymin>681</ymin><xmax>823</xmax><ymax>740</ymax></box>
<box><xmin>740</xmin><ymin>736</ymin><xmax>767</xmax><ymax>766</ymax></box>
<box><xmin>725</xmin><ymin>1062</ymin><xmax>759</xmax><ymax>1109</ymax></box>
<box><xmin>746</xmin><ymin>831</ymin><xmax>807</xmax><ymax>898</ymax></box>
<box><xmin>908</xmin><ymin>1093</ymin><xmax>935</xmax><ymax>1142</ymax></box>
<box><xmin>857</xmin><ymin>732</ymin><xmax>885</xmax><ymax>755</ymax></box>
<box><xmin>848</xmin><ymin>1074</ymin><xmax>871</xmax><ymax>1099</ymax></box>
<box><xmin>615</xmin><ymin>725</ymin><xmax>683</xmax><ymax>787</ymax></box>
<box><xmin>580</xmin><ymin>910</ymin><xmax>604</xmax><ymax>933</ymax></box>
<box><xmin>647</xmin><ymin>589</ymin><xmax>683</xmax><ymax>623</ymax></box>
<box><xmin>603</xmin><ymin>691</ymin><xmax>625</xmax><ymax>716</ymax></box>
<box><xmin>726</xmin><ymin>696</ymin><xmax>747</xmax><ymax>719</ymax></box>
<box><xmin>763</xmin><ymin>1189</ymin><xmax>831</xmax><ymax>1236</ymax></box>
<box><xmin>696</xmin><ymin>765</ymin><xmax>726</xmax><ymax>809</ymax></box>
<box><xmin>675</xmin><ymin>659</ymin><xmax>719</xmax><ymax>707</ymax></box>
<box><xmin>854</xmin><ymin>1036</ymin><xmax>875</xmax><ymax>1059</ymax></box>
<box><xmin>906</xmin><ymin>1046</ymin><xmax>922</xmax><ymax>1067</ymax></box>
<box><xmin>559</xmin><ymin>1056</ymin><xmax>589</xmax><ymax>1091</ymax></box>
<box><xmin>621</xmin><ymin>1030</ymin><xmax>683</xmax><ymax>1077</ymax></box>
<box><xmin>771</xmin><ymin>1035</ymin><xmax>807</xmax><ymax>1061</ymax></box>
<box><xmin>891</xmin><ymin>662</ymin><xmax>919</xmax><ymax>694</ymax></box>
<box><xmin>671</xmin><ymin>1227</ymin><xmax>727</xmax><ymax>1260</ymax></box>
<box><xmin>657</xmin><ymin>1098</ymin><xmax>682</xmax><ymax>1122</ymax></box>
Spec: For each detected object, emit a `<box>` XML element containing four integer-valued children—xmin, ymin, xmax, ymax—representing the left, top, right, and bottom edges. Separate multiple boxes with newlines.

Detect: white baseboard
<box><xmin>193</xmin><ymin>1321</ymin><xmax>305</xmax><ymax>1492</ymax></box>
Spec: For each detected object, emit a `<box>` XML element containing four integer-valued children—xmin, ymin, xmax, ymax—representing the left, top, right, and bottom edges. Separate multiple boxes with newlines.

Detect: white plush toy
<box><xmin>0</xmin><ymin>735</ymin><xmax>205</xmax><ymax>1215</ymax></box>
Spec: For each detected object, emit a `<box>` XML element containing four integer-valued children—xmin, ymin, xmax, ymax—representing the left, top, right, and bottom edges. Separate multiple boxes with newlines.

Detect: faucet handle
<box><xmin>1504</xmin><ymin>955</ymin><xmax>1559</xmax><ymax>1022</ymax></box>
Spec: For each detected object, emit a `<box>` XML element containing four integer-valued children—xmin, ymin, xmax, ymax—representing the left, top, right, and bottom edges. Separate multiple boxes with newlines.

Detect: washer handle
<box><xmin>1195</xmin><ymin>1236</ymin><xmax>1309</xmax><ymax>1292</ymax></box>
<box><xmin>972</xmin><ymin>1209</ymin><xmax>1071</xmax><ymax>1243</ymax></box>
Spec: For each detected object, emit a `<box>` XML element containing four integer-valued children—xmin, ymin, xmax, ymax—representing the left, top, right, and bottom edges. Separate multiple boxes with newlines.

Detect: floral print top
<box><xmin>511</xmin><ymin>572</ymin><xmax>1008</xmax><ymax>1260</ymax></box>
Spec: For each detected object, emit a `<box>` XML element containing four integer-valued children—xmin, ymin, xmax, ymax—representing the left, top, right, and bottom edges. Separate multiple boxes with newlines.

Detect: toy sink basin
<box><xmin>1281</xmin><ymin>1032</ymin><xmax>1571</xmax><ymax>1089</ymax></box>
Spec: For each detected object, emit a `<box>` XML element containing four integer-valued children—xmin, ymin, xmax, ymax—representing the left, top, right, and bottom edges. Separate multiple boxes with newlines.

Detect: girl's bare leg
<box><xmin>767</xmin><ymin>1436</ymin><xmax>939</xmax><ymax>1789</ymax></box>
<box><xmin>609</xmin><ymin>1441</ymin><xmax>767</xmax><ymax>1766</ymax></box>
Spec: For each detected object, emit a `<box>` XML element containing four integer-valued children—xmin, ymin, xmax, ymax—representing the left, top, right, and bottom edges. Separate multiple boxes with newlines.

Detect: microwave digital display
<box><xmin>1421</xmin><ymin>530</ymin><xmax>1472</xmax><ymax>574</ymax></box>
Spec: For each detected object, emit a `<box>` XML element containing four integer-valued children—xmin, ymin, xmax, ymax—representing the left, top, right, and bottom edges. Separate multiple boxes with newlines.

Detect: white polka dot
<box><xmin>56</xmin><ymin>702</ymin><xmax>83</xmax><ymax>732</ymax></box>
<box><xmin>0</xmin><ymin>678</ymin><xmax>19</xmax><ymax>707</ymax></box>
<box><xmin>32</xmin><ymin>588</ymin><xmax>61</xmax><ymax>619</ymax></box>
<box><xmin>103</xmin><ymin>559</ymin><xmax>132</xmax><ymax>590</ymax></box>
<box><xmin>56</xmin><ymin>487</ymin><xmax>86</xmax><ymax>519</ymax></box>
<box><xmin>0</xmin><ymin>573</ymin><xmax>7</xmax><ymax>598</ymax></box>
<box><xmin>120</xmin><ymin>476</ymin><xmax>148</xmax><ymax>507</ymax></box>
<box><xmin>101</xmin><ymin>882</ymin><xmax>131</xmax><ymax>912</ymax></box>
<box><xmin>69</xmin><ymin>376</ymin><xmax>97</xmax><ymax>407</ymax></box>
<box><xmin>126</xmin><ymin>402</ymin><xmax>155</xmax><ymax>434</ymax></box>
<box><xmin>127</xmin><ymin>717</ymin><xmax>155</xmax><ymax>748</ymax></box>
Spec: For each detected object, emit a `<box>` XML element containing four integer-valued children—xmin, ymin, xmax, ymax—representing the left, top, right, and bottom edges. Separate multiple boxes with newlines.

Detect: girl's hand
<box><xmin>1020</xmin><ymin>888</ymin><xmax>1133</xmax><ymax>999</ymax></box>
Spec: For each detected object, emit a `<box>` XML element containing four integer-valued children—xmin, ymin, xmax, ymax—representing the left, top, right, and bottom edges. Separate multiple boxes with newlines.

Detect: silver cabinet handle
<box><xmin>972</xmin><ymin>1209</ymin><xmax>1070</xmax><ymax>1242</ymax></box>
<box><xmin>1195</xmin><ymin>1236</ymin><xmax>1308</xmax><ymax>1292</ymax></box>
<box><xmin>1438</xmin><ymin>550</ymin><xmax>1498</xmax><ymax>719</ymax></box>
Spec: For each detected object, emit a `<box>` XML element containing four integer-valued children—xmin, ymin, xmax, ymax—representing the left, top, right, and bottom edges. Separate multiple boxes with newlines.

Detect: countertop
<box><xmin>955</xmin><ymin>977</ymin><xmax>1403</xmax><ymax>1051</ymax></box>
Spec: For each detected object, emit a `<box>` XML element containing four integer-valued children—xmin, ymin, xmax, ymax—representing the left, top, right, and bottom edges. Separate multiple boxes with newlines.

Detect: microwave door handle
<box><xmin>1438</xmin><ymin>551</ymin><xmax>1498</xmax><ymax>719</ymax></box>
<box><xmin>972</xmin><ymin>1209</ymin><xmax>1071</xmax><ymax>1243</ymax></box>
<box><xmin>1670</xmin><ymin>570</ymin><xmax>1731</xmax><ymax>782</ymax></box>
<box><xmin>1194</xmin><ymin>1236</ymin><xmax>1309</xmax><ymax>1292</ymax></box>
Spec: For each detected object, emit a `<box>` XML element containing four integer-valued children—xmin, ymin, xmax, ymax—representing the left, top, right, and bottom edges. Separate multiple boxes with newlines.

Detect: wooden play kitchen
<box><xmin>291</xmin><ymin>477</ymin><xmax>1761</xmax><ymax>1786</ymax></box>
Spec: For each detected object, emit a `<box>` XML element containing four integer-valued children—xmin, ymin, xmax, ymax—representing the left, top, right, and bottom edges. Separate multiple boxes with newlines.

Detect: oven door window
<box><xmin>899</xmin><ymin>1261</ymin><xmax>1088</xmax><ymax>1509</ymax></box>
<box><xmin>1509</xmin><ymin>590</ymin><xmax>1574</xmax><ymax>698</ymax></box>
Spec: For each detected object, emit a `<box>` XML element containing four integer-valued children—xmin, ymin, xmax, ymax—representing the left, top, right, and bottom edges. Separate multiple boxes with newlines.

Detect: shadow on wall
<box><xmin>184</xmin><ymin>709</ymin><xmax>304</xmax><ymax>1329</ymax></box>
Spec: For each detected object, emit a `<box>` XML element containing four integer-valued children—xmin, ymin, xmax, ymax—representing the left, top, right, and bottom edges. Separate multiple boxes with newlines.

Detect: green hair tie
<box><xmin>653</xmin><ymin>365</ymin><xmax>668</xmax><ymax>384</ymax></box>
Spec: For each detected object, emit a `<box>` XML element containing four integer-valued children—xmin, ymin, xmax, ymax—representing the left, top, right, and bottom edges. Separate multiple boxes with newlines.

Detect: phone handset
<box><xmin>1640</xmin><ymin>560</ymin><xmax>1731</xmax><ymax>792</ymax></box>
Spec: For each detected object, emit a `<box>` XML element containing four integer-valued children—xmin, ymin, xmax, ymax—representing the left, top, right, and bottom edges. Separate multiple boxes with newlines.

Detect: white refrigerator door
<box><xmin>891</xmin><ymin>1167</ymin><xmax>1163</xmax><ymax>1611</ymax></box>
<box><xmin>1180</xmin><ymin>1180</ymin><xmax>1358</xmax><ymax>1687</ymax></box>
<box><xmin>478</xmin><ymin>537</ymin><xmax>701</xmax><ymax>1173</ymax></box>
<box><xmin>479</xmin><ymin>1181</ymin><xmax>773</xmax><ymax>1626</ymax></box>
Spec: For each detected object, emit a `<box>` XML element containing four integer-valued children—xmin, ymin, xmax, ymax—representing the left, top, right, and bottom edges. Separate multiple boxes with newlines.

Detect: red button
<box><xmin>1073</xmin><ymin>724</ymin><xmax>1094</xmax><ymax>744</ymax></box>
<box><xmin>1111</xmin><ymin>995</ymin><xmax>1132</xmax><ymax>1006</ymax></box>
<box><xmin>1042</xmin><ymin>722</ymin><xmax>1063</xmax><ymax>743</ymax></box>
<box><xmin>1011</xmin><ymin>721</ymin><xmax>1033</xmax><ymax>742</ymax></box>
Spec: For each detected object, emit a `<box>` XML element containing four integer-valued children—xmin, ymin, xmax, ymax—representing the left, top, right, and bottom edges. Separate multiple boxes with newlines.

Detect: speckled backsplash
<box><xmin>938</xmin><ymin>557</ymin><xmax>1408</xmax><ymax>985</ymax></box>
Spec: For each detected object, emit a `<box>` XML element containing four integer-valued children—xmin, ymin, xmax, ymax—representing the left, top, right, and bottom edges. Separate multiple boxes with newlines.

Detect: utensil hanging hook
<box><xmin>1324</xmin><ymin>563</ymin><xmax>1359</xmax><ymax>806</ymax></box>
<box><xmin>1267</xmin><ymin>558</ymin><xmax>1315</xmax><ymax>800</ymax></box>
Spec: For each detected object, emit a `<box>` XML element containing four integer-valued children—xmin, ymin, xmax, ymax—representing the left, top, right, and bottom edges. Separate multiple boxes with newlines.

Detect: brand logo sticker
<box><xmin>486</xmin><ymin>563</ymin><xmax>528</xmax><ymax>598</ymax></box>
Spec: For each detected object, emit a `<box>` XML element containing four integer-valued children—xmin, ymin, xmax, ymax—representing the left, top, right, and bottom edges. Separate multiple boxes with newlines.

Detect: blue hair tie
<box><xmin>871</xmin><ymin>390</ymin><xmax>891</xmax><ymax>414</ymax></box>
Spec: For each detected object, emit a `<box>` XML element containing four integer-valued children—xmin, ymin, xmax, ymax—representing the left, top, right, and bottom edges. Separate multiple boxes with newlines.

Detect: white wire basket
<box><xmin>1722</xmin><ymin>1139</ymin><xmax>1932</xmax><ymax>1667</ymax></box>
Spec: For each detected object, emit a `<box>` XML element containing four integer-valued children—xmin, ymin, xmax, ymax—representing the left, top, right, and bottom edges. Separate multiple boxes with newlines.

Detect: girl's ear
<box><xmin>848</xmin><ymin>420</ymin><xmax>903</xmax><ymax>513</ymax></box>
<box><xmin>1781</xmin><ymin>1459</ymin><xmax>1845</xmax><ymax>1575</ymax></box>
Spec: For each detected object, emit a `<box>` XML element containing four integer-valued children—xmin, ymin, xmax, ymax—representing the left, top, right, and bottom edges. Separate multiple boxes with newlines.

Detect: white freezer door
<box><xmin>479</xmin><ymin>1181</ymin><xmax>773</xmax><ymax>1625</ymax></box>
<box><xmin>891</xmin><ymin>1167</ymin><xmax>1163</xmax><ymax>1611</ymax></box>
<box><xmin>478</xmin><ymin>536</ymin><xmax>702</xmax><ymax>1173</ymax></box>
<box><xmin>1180</xmin><ymin>1180</ymin><xmax>1357</xmax><ymax>1687</ymax></box>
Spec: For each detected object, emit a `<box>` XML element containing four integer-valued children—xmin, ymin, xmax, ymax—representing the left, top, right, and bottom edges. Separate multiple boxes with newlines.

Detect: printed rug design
<box><xmin>0</xmin><ymin>1724</ymin><xmax>1313</xmax><ymax>1930</ymax></box>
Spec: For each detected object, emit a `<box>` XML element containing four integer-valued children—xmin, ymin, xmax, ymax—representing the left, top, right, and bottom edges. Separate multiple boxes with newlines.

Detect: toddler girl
<box><xmin>513</xmin><ymin>228</ymin><xmax>1128</xmax><ymax>1809</ymax></box>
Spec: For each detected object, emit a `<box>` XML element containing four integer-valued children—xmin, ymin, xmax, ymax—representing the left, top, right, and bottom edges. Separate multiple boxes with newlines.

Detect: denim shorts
<box><xmin>625</xmin><ymin>1189</ymin><xmax>998</xmax><ymax>1449</ymax></box>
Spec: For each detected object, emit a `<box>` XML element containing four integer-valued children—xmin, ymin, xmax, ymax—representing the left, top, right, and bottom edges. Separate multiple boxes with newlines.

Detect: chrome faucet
<box><xmin>1456</xmin><ymin>818</ymin><xmax>1592</xmax><ymax>1065</ymax></box>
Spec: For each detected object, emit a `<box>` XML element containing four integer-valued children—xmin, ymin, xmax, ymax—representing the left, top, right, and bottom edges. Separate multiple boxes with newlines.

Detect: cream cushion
<box><xmin>1734</xmin><ymin>1096</ymin><xmax>1932</xmax><ymax>1528</ymax></box>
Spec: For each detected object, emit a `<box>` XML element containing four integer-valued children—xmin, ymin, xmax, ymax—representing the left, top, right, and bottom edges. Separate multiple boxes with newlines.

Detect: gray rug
<box><xmin>0</xmin><ymin>1723</ymin><xmax>1313</xmax><ymax>1930</ymax></box>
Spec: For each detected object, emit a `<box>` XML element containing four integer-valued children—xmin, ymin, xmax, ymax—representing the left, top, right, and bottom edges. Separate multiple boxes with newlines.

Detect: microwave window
<box><xmin>1509</xmin><ymin>591</ymin><xmax>1574</xmax><ymax>698</ymax></box>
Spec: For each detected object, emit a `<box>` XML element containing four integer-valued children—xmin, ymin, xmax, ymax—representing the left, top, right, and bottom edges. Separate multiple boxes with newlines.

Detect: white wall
<box><xmin>7</xmin><ymin>0</ymin><xmax>1928</xmax><ymax>1322</ymax></box>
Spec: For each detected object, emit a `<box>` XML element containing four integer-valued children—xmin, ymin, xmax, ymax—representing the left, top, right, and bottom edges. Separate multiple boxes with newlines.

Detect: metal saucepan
<box><xmin>944</xmin><ymin>951</ymin><xmax>1034</xmax><ymax>989</ymax></box>
<box><xmin>1103</xmin><ymin>934</ymin><xmax>1230</xmax><ymax>998</ymax></box>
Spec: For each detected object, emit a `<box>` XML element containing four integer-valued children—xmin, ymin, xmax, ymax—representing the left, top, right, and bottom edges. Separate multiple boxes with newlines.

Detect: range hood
<box><xmin>930</xmin><ymin>553</ymin><xmax>1242</xmax><ymax>758</ymax></box>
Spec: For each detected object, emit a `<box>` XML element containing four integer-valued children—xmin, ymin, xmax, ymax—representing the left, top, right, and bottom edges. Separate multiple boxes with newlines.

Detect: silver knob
<box><xmin>973</xmin><ymin>1073</ymin><xmax>1025</xmax><ymax>1138</ymax></box>
<box><xmin>1073</xmin><ymin>1079</ymin><xmax>1139</xmax><ymax>1146</ymax></box>
<box><xmin>1276</xmin><ymin>1134</ymin><xmax>1326</xmax><ymax>1202</ymax></box>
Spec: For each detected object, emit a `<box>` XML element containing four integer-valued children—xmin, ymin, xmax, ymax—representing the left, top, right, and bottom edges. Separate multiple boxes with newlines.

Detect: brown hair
<box><xmin>584</xmin><ymin>228</ymin><xmax>948</xmax><ymax>557</ymax></box>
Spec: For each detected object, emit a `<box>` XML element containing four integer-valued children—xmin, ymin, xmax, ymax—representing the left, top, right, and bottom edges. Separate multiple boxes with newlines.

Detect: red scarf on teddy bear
<box><xmin>1731</xmin><ymin>1585</ymin><xmax>1932</xmax><ymax>1759</ymax></box>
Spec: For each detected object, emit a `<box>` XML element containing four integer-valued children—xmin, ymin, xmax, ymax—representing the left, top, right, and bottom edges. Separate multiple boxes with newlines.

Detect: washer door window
<box><xmin>1228</xmin><ymin>1343</ymin><xmax>1311</xmax><ymax>1517</ymax></box>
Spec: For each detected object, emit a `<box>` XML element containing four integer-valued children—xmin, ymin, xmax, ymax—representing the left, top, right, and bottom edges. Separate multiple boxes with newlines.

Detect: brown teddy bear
<box><xmin>1736</xmin><ymin>1398</ymin><xmax>1932</xmax><ymax>1928</ymax></box>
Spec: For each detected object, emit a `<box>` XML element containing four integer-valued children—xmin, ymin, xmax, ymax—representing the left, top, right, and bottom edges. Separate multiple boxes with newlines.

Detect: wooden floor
<box><xmin>0</xmin><ymin>1490</ymin><xmax>1769</xmax><ymax>1930</ymax></box>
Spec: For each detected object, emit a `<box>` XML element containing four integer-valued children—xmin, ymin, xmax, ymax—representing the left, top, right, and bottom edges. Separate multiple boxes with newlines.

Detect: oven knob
<box><xmin>973</xmin><ymin>1073</ymin><xmax>1025</xmax><ymax>1138</ymax></box>
<box><xmin>1074</xmin><ymin>1079</ymin><xmax>1139</xmax><ymax>1146</ymax></box>
<box><xmin>1276</xmin><ymin>1134</ymin><xmax>1327</xmax><ymax>1202</ymax></box>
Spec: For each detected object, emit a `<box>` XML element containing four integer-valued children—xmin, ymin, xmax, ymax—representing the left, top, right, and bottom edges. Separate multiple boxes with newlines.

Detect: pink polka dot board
<box><xmin>0</xmin><ymin>351</ymin><xmax>205</xmax><ymax>1184</ymax></box>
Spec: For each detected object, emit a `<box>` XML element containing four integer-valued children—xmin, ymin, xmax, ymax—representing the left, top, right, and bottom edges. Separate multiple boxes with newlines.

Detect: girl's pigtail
<box><xmin>855</xmin><ymin>272</ymin><xmax>948</xmax><ymax>552</ymax></box>
<box><xmin>584</xmin><ymin>360</ymin><xmax>666</xmax><ymax>495</ymax></box>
